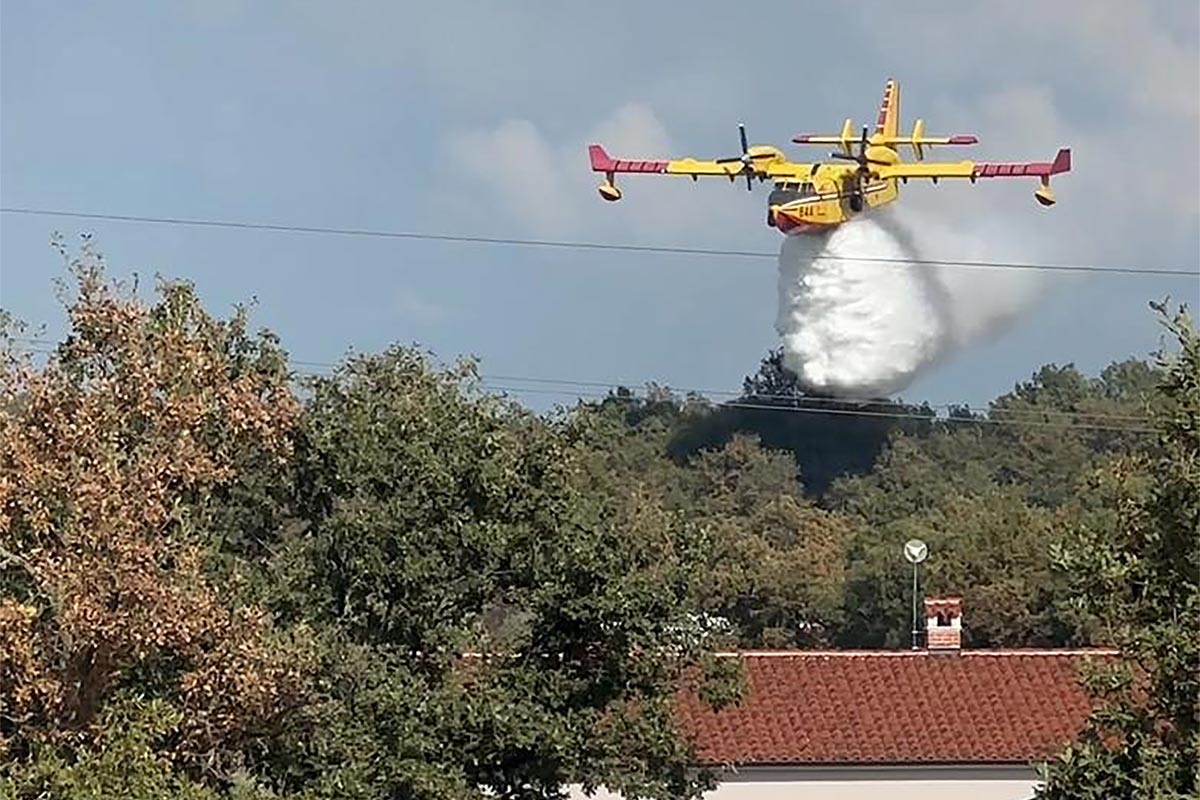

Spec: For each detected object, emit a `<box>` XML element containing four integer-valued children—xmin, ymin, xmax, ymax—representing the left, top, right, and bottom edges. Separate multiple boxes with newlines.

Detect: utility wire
<box><xmin>2</xmin><ymin>206</ymin><xmax>1196</xmax><ymax>278</ymax></box>
<box><xmin>464</xmin><ymin>371</ymin><xmax>1155</xmax><ymax>423</ymax></box>
<box><xmin>180</xmin><ymin>349</ymin><xmax>1161</xmax><ymax>425</ymax></box>
<box><xmin>7</xmin><ymin>339</ymin><xmax>1157</xmax><ymax>433</ymax></box>
<box><xmin>9</xmin><ymin>337</ymin><xmax>1152</xmax><ymax>422</ymax></box>
<box><xmin>478</xmin><ymin>383</ymin><xmax>1156</xmax><ymax>434</ymax></box>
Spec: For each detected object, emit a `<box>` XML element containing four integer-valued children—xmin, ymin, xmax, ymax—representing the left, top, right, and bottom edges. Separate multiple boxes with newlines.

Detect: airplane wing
<box><xmin>876</xmin><ymin>148</ymin><xmax>1071</xmax><ymax>182</ymax></box>
<box><xmin>588</xmin><ymin>142</ymin><xmax>814</xmax><ymax>200</ymax></box>
<box><xmin>590</xmin><ymin>144</ymin><xmax>727</xmax><ymax>179</ymax></box>
<box><xmin>589</xmin><ymin>144</ymin><xmax>811</xmax><ymax>183</ymax></box>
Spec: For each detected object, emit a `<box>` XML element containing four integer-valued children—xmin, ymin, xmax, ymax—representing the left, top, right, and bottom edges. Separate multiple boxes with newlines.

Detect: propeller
<box><xmin>715</xmin><ymin>123</ymin><xmax>756</xmax><ymax>191</ymax></box>
<box><xmin>826</xmin><ymin>126</ymin><xmax>887</xmax><ymax>211</ymax></box>
<box><xmin>828</xmin><ymin>126</ymin><xmax>891</xmax><ymax>168</ymax></box>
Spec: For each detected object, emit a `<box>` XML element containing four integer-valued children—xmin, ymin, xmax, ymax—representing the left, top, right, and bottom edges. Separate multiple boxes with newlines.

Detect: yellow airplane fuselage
<box><xmin>766</xmin><ymin>173</ymin><xmax>899</xmax><ymax>235</ymax></box>
<box><xmin>587</xmin><ymin>79</ymin><xmax>1071</xmax><ymax>237</ymax></box>
<box><xmin>657</xmin><ymin>140</ymin><xmax>907</xmax><ymax>236</ymax></box>
<box><xmin>720</xmin><ymin>141</ymin><xmax>903</xmax><ymax>235</ymax></box>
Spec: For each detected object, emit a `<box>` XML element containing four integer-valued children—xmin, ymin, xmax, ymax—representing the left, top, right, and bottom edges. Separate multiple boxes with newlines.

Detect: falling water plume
<box><xmin>775</xmin><ymin>208</ymin><xmax>1043</xmax><ymax>397</ymax></box>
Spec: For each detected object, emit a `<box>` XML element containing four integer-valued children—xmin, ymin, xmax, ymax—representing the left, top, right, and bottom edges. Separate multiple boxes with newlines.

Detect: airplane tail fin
<box><xmin>793</xmin><ymin>79</ymin><xmax>977</xmax><ymax>158</ymax></box>
<box><xmin>1049</xmin><ymin>147</ymin><xmax>1071</xmax><ymax>175</ymax></box>
<box><xmin>876</xmin><ymin>78</ymin><xmax>900</xmax><ymax>139</ymax></box>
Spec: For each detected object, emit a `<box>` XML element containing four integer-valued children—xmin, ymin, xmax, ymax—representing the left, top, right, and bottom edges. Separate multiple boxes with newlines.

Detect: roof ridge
<box><xmin>715</xmin><ymin>647</ymin><xmax>1120</xmax><ymax>658</ymax></box>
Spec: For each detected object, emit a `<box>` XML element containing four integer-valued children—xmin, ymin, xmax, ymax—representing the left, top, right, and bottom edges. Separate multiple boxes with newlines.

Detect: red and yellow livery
<box><xmin>588</xmin><ymin>79</ymin><xmax>1071</xmax><ymax>236</ymax></box>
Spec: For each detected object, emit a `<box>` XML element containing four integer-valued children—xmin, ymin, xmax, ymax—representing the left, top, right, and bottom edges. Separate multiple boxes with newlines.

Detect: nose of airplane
<box><xmin>773</xmin><ymin>209</ymin><xmax>799</xmax><ymax>233</ymax></box>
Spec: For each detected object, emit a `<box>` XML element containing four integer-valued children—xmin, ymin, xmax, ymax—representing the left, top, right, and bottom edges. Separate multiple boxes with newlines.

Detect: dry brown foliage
<box><xmin>0</xmin><ymin>249</ymin><xmax>304</xmax><ymax>771</ymax></box>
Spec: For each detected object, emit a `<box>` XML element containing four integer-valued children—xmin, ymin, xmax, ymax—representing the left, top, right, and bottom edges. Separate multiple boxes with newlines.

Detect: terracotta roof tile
<box><xmin>678</xmin><ymin>649</ymin><xmax>1116</xmax><ymax>766</ymax></box>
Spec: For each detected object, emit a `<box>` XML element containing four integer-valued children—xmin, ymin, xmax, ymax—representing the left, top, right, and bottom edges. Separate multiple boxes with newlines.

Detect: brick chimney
<box><xmin>924</xmin><ymin>597</ymin><xmax>962</xmax><ymax>652</ymax></box>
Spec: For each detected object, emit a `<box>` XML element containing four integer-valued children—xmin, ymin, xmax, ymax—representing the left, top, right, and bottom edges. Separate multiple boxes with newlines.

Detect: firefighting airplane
<box><xmin>588</xmin><ymin>79</ymin><xmax>1071</xmax><ymax>235</ymax></box>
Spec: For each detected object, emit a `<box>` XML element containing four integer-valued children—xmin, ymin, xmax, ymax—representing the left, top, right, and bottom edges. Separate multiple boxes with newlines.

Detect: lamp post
<box><xmin>903</xmin><ymin>539</ymin><xmax>928</xmax><ymax>650</ymax></box>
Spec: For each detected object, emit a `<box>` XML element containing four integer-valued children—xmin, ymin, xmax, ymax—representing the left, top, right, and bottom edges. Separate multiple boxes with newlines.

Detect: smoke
<box><xmin>775</xmin><ymin>207</ymin><xmax>1044</xmax><ymax>397</ymax></box>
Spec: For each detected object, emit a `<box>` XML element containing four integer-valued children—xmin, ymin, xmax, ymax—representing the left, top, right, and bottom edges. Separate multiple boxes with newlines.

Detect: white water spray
<box><xmin>776</xmin><ymin>207</ymin><xmax>1043</xmax><ymax>397</ymax></box>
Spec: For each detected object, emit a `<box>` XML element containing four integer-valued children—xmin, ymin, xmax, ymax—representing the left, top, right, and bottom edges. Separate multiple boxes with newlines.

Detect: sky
<box><xmin>2</xmin><ymin>1</ymin><xmax>1197</xmax><ymax>411</ymax></box>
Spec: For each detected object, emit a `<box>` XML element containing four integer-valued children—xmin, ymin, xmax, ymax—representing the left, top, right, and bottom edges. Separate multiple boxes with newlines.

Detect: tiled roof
<box><xmin>678</xmin><ymin>649</ymin><xmax>1117</xmax><ymax>766</ymax></box>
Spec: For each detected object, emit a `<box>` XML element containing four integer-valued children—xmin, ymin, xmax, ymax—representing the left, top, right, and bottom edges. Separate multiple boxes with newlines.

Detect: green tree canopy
<box><xmin>2</xmin><ymin>255</ymin><xmax>736</xmax><ymax>800</ymax></box>
<box><xmin>1038</xmin><ymin>304</ymin><xmax>1198</xmax><ymax>799</ymax></box>
<box><xmin>259</xmin><ymin>348</ymin><xmax>738</xmax><ymax>799</ymax></box>
<box><xmin>4</xmin><ymin>244</ymin><xmax>1188</xmax><ymax>799</ymax></box>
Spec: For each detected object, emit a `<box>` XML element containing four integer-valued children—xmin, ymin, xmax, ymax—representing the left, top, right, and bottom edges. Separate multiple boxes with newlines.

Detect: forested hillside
<box><xmin>2</xmin><ymin>251</ymin><xmax>1194</xmax><ymax>798</ymax></box>
<box><xmin>572</xmin><ymin>347</ymin><xmax>1159</xmax><ymax>650</ymax></box>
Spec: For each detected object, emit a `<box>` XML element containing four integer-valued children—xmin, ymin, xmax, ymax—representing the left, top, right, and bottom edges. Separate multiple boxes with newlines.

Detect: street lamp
<box><xmin>903</xmin><ymin>539</ymin><xmax>928</xmax><ymax>650</ymax></box>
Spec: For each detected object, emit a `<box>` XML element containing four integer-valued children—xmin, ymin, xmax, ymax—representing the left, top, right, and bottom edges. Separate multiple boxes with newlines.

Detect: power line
<box><xmin>9</xmin><ymin>336</ymin><xmax>1152</xmax><ymax>422</ymax></box>
<box><xmin>478</xmin><ymin>383</ymin><xmax>1156</xmax><ymax>434</ymax></box>
<box><xmin>2</xmin><ymin>206</ymin><xmax>1196</xmax><ymax>278</ymax></box>
<box><xmin>6</xmin><ymin>339</ymin><xmax>1157</xmax><ymax>433</ymax></box>
<box><xmin>467</xmin><ymin>372</ymin><xmax>1155</xmax><ymax>423</ymax></box>
<box><xmin>138</xmin><ymin>348</ymin><xmax>1163</xmax><ymax>425</ymax></box>
<box><xmin>288</xmin><ymin>359</ymin><xmax>1161</xmax><ymax>425</ymax></box>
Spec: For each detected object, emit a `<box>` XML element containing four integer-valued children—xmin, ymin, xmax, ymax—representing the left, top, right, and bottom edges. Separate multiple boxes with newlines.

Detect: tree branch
<box><xmin>0</xmin><ymin>542</ymin><xmax>35</xmax><ymax>576</ymax></box>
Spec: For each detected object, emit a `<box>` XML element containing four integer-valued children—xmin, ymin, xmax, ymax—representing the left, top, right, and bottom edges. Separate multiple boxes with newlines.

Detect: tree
<box><xmin>826</xmin><ymin>355</ymin><xmax>1161</xmax><ymax>649</ymax></box>
<box><xmin>669</xmin><ymin>435</ymin><xmax>853</xmax><ymax>647</ymax></box>
<box><xmin>565</xmin><ymin>398</ymin><xmax>854</xmax><ymax>648</ymax></box>
<box><xmin>1038</xmin><ymin>304</ymin><xmax>1199</xmax><ymax>799</ymax></box>
<box><xmin>261</xmin><ymin>349</ymin><xmax>738</xmax><ymax>800</ymax></box>
<box><xmin>673</xmin><ymin>347</ymin><xmax>936</xmax><ymax>495</ymax></box>
<box><xmin>1</xmin><ymin>247</ymin><xmax>308</xmax><ymax>795</ymax></box>
<box><xmin>836</xmin><ymin>481</ymin><xmax>1096</xmax><ymax>648</ymax></box>
<box><xmin>2</xmin><ymin>248</ymin><xmax>743</xmax><ymax>800</ymax></box>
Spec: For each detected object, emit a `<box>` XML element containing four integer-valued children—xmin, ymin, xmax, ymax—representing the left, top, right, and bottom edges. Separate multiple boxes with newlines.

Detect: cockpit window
<box><xmin>769</xmin><ymin>180</ymin><xmax>821</xmax><ymax>207</ymax></box>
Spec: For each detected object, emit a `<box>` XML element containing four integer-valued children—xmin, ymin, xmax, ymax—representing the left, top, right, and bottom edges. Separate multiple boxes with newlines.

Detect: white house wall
<box><xmin>568</xmin><ymin>765</ymin><xmax>1040</xmax><ymax>800</ymax></box>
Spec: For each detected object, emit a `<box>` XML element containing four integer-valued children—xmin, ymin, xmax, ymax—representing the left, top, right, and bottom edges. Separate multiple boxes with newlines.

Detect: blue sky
<box><xmin>2</xmin><ymin>2</ymin><xmax>1197</xmax><ymax>409</ymax></box>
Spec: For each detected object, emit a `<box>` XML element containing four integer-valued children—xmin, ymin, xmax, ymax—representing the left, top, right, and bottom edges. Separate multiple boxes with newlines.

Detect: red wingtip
<box><xmin>948</xmin><ymin>135</ymin><xmax>979</xmax><ymax>145</ymax></box>
<box><xmin>589</xmin><ymin>144</ymin><xmax>614</xmax><ymax>172</ymax></box>
<box><xmin>1051</xmin><ymin>148</ymin><xmax>1071</xmax><ymax>174</ymax></box>
<box><xmin>792</xmin><ymin>135</ymin><xmax>813</xmax><ymax>143</ymax></box>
